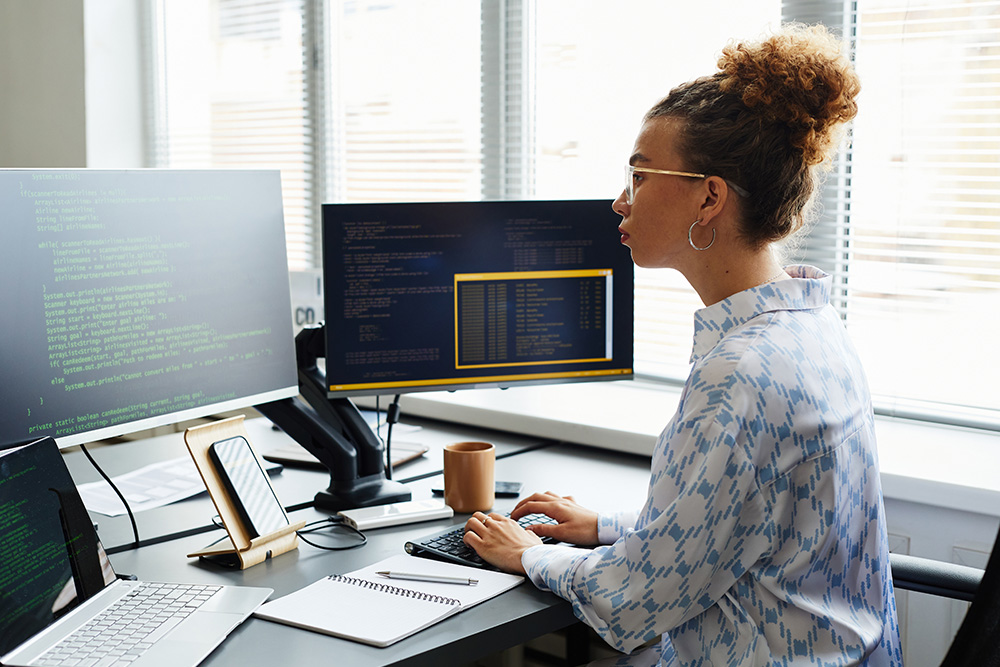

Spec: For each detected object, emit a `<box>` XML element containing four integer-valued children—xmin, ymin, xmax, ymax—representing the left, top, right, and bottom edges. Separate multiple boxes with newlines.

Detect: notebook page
<box><xmin>345</xmin><ymin>553</ymin><xmax>524</xmax><ymax>608</ymax></box>
<box><xmin>253</xmin><ymin>575</ymin><xmax>459</xmax><ymax>647</ymax></box>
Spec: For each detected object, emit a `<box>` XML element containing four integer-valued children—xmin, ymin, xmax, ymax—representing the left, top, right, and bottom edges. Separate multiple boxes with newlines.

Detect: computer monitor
<box><xmin>0</xmin><ymin>169</ymin><xmax>298</xmax><ymax>450</ymax></box>
<box><xmin>321</xmin><ymin>199</ymin><xmax>634</xmax><ymax>397</ymax></box>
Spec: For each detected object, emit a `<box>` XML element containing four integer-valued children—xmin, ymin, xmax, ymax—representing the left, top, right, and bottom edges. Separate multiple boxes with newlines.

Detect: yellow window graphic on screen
<box><xmin>454</xmin><ymin>269</ymin><xmax>613</xmax><ymax>371</ymax></box>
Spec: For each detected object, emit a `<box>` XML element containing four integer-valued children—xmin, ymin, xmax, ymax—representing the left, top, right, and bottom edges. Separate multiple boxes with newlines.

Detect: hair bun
<box><xmin>717</xmin><ymin>24</ymin><xmax>861</xmax><ymax>165</ymax></box>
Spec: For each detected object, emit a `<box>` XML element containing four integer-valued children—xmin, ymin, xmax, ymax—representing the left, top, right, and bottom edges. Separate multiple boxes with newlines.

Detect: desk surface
<box><xmin>64</xmin><ymin>416</ymin><xmax>652</xmax><ymax>666</ymax></box>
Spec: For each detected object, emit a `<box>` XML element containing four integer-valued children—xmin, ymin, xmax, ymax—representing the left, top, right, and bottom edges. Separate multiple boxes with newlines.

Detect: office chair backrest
<box><xmin>938</xmin><ymin>524</ymin><xmax>1000</xmax><ymax>667</ymax></box>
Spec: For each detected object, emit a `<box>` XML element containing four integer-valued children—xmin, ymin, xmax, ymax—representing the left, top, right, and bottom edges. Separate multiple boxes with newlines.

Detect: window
<box><xmin>150</xmin><ymin>0</ymin><xmax>1000</xmax><ymax>427</ymax></box>
<box><xmin>150</xmin><ymin>0</ymin><xmax>314</xmax><ymax>269</ymax></box>
<box><xmin>785</xmin><ymin>0</ymin><xmax>1000</xmax><ymax>425</ymax></box>
<box><xmin>321</xmin><ymin>0</ymin><xmax>482</xmax><ymax>203</ymax></box>
<box><xmin>853</xmin><ymin>0</ymin><xmax>1000</xmax><ymax>422</ymax></box>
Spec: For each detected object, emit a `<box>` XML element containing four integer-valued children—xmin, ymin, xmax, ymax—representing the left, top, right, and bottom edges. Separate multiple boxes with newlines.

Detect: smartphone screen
<box><xmin>209</xmin><ymin>436</ymin><xmax>289</xmax><ymax>538</ymax></box>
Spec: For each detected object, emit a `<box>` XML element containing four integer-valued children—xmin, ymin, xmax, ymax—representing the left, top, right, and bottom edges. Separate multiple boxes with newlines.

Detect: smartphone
<box><xmin>209</xmin><ymin>436</ymin><xmax>289</xmax><ymax>538</ymax></box>
<box><xmin>431</xmin><ymin>481</ymin><xmax>523</xmax><ymax>498</ymax></box>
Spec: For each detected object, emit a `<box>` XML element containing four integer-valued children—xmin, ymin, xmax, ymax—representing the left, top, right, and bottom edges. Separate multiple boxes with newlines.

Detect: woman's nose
<box><xmin>612</xmin><ymin>190</ymin><xmax>629</xmax><ymax>217</ymax></box>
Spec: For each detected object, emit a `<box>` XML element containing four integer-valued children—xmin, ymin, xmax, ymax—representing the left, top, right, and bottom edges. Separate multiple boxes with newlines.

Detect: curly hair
<box><xmin>646</xmin><ymin>24</ymin><xmax>861</xmax><ymax>249</ymax></box>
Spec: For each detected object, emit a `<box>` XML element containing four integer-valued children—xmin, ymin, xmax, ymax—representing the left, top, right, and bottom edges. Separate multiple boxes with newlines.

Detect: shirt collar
<box><xmin>690</xmin><ymin>265</ymin><xmax>832</xmax><ymax>363</ymax></box>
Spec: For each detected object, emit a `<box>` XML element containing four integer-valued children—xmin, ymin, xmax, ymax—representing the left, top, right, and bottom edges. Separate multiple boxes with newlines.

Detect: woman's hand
<box><xmin>510</xmin><ymin>491</ymin><xmax>600</xmax><ymax>546</ymax></box>
<box><xmin>463</xmin><ymin>512</ymin><xmax>542</xmax><ymax>575</ymax></box>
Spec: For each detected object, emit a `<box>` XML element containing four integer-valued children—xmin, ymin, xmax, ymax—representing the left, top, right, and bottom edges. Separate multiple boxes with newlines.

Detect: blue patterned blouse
<box><xmin>521</xmin><ymin>266</ymin><xmax>903</xmax><ymax>666</ymax></box>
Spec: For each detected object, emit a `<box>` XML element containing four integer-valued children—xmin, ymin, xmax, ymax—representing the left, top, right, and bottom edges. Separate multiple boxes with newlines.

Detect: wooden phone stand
<box><xmin>184</xmin><ymin>415</ymin><xmax>305</xmax><ymax>569</ymax></box>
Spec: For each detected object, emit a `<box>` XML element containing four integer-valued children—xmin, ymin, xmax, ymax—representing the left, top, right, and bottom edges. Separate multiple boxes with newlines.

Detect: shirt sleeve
<box><xmin>597</xmin><ymin>510</ymin><xmax>639</xmax><ymax>544</ymax></box>
<box><xmin>520</xmin><ymin>417</ymin><xmax>772</xmax><ymax>654</ymax></box>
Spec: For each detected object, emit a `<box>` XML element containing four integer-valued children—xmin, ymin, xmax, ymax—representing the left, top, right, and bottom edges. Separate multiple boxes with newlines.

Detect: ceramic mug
<box><xmin>442</xmin><ymin>441</ymin><xmax>495</xmax><ymax>513</ymax></box>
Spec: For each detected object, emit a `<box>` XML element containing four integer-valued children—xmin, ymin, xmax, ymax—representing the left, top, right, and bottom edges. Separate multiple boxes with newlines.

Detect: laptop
<box><xmin>1</xmin><ymin>437</ymin><xmax>272</xmax><ymax>667</ymax></box>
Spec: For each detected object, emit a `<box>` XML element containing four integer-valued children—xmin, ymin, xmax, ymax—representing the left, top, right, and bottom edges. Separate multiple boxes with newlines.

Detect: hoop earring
<box><xmin>688</xmin><ymin>219</ymin><xmax>715</xmax><ymax>251</ymax></box>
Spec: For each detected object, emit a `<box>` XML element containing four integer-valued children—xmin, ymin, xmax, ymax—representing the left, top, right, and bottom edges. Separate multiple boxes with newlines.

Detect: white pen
<box><xmin>376</xmin><ymin>571</ymin><xmax>479</xmax><ymax>586</ymax></box>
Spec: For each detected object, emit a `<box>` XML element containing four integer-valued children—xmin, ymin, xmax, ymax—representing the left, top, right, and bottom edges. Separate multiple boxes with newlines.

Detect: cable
<box><xmin>384</xmin><ymin>394</ymin><xmax>401</xmax><ymax>480</ymax></box>
<box><xmin>80</xmin><ymin>443</ymin><xmax>140</xmax><ymax>550</ymax></box>
<box><xmin>374</xmin><ymin>395</ymin><xmax>389</xmax><ymax>479</ymax></box>
<box><xmin>296</xmin><ymin>516</ymin><xmax>367</xmax><ymax>551</ymax></box>
<box><xmin>374</xmin><ymin>395</ymin><xmax>386</xmax><ymax>447</ymax></box>
<box><xmin>208</xmin><ymin>513</ymin><xmax>366</xmax><ymax>551</ymax></box>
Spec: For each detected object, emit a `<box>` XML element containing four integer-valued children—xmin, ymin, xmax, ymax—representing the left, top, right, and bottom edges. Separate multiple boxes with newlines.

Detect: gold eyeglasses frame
<box><xmin>624</xmin><ymin>165</ymin><xmax>749</xmax><ymax>204</ymax></box>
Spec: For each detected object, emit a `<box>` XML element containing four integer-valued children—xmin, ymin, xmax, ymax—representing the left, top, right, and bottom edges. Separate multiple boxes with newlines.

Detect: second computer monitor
<box><xmin>0</xmin><ymin>169</ymin><xmax>298</xmax><ymax>450</ymax></box>
<box><xmin>322</xmin><ymin>199</ymin><xmax>634</xmax><ymax>397</ymax></box>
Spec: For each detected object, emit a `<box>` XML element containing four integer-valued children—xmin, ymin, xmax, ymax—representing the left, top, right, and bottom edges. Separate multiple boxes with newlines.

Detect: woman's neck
<box><xmin>683</xmin><ymin>250</ymin><xmax>787</xmax><ymax>306</ymax></box>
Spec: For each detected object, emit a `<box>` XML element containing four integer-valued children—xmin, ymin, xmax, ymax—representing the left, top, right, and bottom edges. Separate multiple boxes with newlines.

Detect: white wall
<box><xmin>0</xmin><ymin>0</ymin><xmax>87</xmax><ymax>167</ymax></box>
<box><xmin>0</xmin><ymin>0</ymin><xmax>144</xmax><ymax>168</ymax></box>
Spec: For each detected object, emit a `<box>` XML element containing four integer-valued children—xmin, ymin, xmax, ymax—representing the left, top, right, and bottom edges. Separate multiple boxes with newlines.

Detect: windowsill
<box><xmin>367</xmin><ymin>380</ymin><xmax>1000</xmax><ymax>518</ymax></box>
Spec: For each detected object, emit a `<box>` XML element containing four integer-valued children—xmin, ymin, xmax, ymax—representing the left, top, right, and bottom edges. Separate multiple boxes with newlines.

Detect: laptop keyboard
<box><xmin>405</xmin><ymin>512</ymin><xmax>559</xmax><ymax>568</ymax></box>
<box><xmin>35</xmin><ymin>581</ymin><xmax>221</xmax><ymax>667</ymax></box>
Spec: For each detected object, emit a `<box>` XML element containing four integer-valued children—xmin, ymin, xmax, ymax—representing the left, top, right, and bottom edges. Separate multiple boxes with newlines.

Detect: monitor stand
<box><xmin>255</xmin><ymin>325</ymin><xmax>410</xmax><ymax>512</ymax></box>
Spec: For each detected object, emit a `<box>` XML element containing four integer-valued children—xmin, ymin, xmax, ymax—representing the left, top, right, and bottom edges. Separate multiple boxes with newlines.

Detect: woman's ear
<box><xmin>698</xmin><ymin>176</ymin><xmax>729</xmax><ymax>225</ymax></box>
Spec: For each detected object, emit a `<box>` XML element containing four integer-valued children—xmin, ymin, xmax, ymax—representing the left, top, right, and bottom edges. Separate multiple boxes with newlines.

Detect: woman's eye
<box><xmin>632</xmin><ymin>173</ymin><xmax>644</xmax><ymax>184</ymax></box>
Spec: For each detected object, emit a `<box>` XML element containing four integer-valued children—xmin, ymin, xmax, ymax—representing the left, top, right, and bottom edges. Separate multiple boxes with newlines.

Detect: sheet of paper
<box><xmin>77</xmin><ymin>456</ymin><xmax>207</xmax><ymax>516</ymax></box>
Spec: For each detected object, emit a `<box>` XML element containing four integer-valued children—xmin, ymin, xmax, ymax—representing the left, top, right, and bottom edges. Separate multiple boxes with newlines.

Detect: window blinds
<box><xmin>783</xmin><ymin>0</ymin><xmax>1000</xmax><ymax>424</ymax></box>
<box><xmin>151</xmin><ymin>0</ymin><xmax>315</xmax><ymax>270</ymax></box>
<box><xmin>320</xmin><ymin>0</ymin><xmax>483</xmax><ymax>204</ymax></box>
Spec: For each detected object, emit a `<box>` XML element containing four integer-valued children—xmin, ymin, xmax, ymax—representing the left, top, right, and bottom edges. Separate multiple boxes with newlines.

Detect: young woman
<box><xmin>462</xmin><ymin>24</ymin><xmax>903</xmax><ymax>666</ymax></box>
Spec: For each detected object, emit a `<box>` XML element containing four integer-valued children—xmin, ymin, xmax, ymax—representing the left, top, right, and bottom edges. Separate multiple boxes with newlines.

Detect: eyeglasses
<box><xmin>624</xmin><ymin>165</ymin><xmax>749</xmax><ymax>204</ymax></box>
<box><xmin>624</xmin><ymin>165</ymin><xmax>704</xmax><ymax>205</ymax></box>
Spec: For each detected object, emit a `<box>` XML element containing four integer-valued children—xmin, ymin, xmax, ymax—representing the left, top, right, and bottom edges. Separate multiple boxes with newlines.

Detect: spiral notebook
<box><xmin>253</xmin><ymin>554</ymin><xmax>524</xmax><ymax>647</ymax></box>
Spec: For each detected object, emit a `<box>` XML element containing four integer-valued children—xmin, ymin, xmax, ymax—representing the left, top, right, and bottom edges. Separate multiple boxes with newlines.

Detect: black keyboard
<box><xmin>404</xmin><ymin>513</ymin><xmax>558</xmax><ymax>568</ymax></box>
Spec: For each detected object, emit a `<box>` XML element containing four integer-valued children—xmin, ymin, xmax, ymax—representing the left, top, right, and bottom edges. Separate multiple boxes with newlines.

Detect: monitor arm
<box><xmin>255</xmin><ymin>324</ymin><xmax>410</xmax><ymax>511</ymax></box>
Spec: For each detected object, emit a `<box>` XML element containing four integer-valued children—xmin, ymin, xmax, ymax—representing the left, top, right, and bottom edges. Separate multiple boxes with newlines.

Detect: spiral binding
<box><xmin>327</xmin><ymin>574</ymin><xmax>461</xmax><ymax>606</ymax></box>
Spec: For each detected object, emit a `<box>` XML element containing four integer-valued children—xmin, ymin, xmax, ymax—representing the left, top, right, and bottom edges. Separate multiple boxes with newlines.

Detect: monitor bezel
<box><xmin>52</xmin><ymin>385</ymin><xmax>298</xmax><ymax>448</ymax></box>
<box><xmin>325</xmin><ymin>370</ymin><xmax>633</xmax><ymax>399</ymax></box>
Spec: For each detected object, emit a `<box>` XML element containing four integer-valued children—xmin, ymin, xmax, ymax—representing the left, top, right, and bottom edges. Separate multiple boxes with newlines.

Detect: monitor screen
<box><xmin>322</xmin><ymin>199</ymin><xmax>633</xmax><ymax>397</ymax></box>
<box><xmin>0</xmin><ymin>169</ymin><xmax>298</xmax><ymax>448</ymax></box>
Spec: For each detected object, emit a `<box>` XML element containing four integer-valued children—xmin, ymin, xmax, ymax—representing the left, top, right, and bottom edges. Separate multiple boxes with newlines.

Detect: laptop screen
<box><xmin>0</xmin><ymin>438</ymin><xmax>117</xmax><ymax>655</ymax></box>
